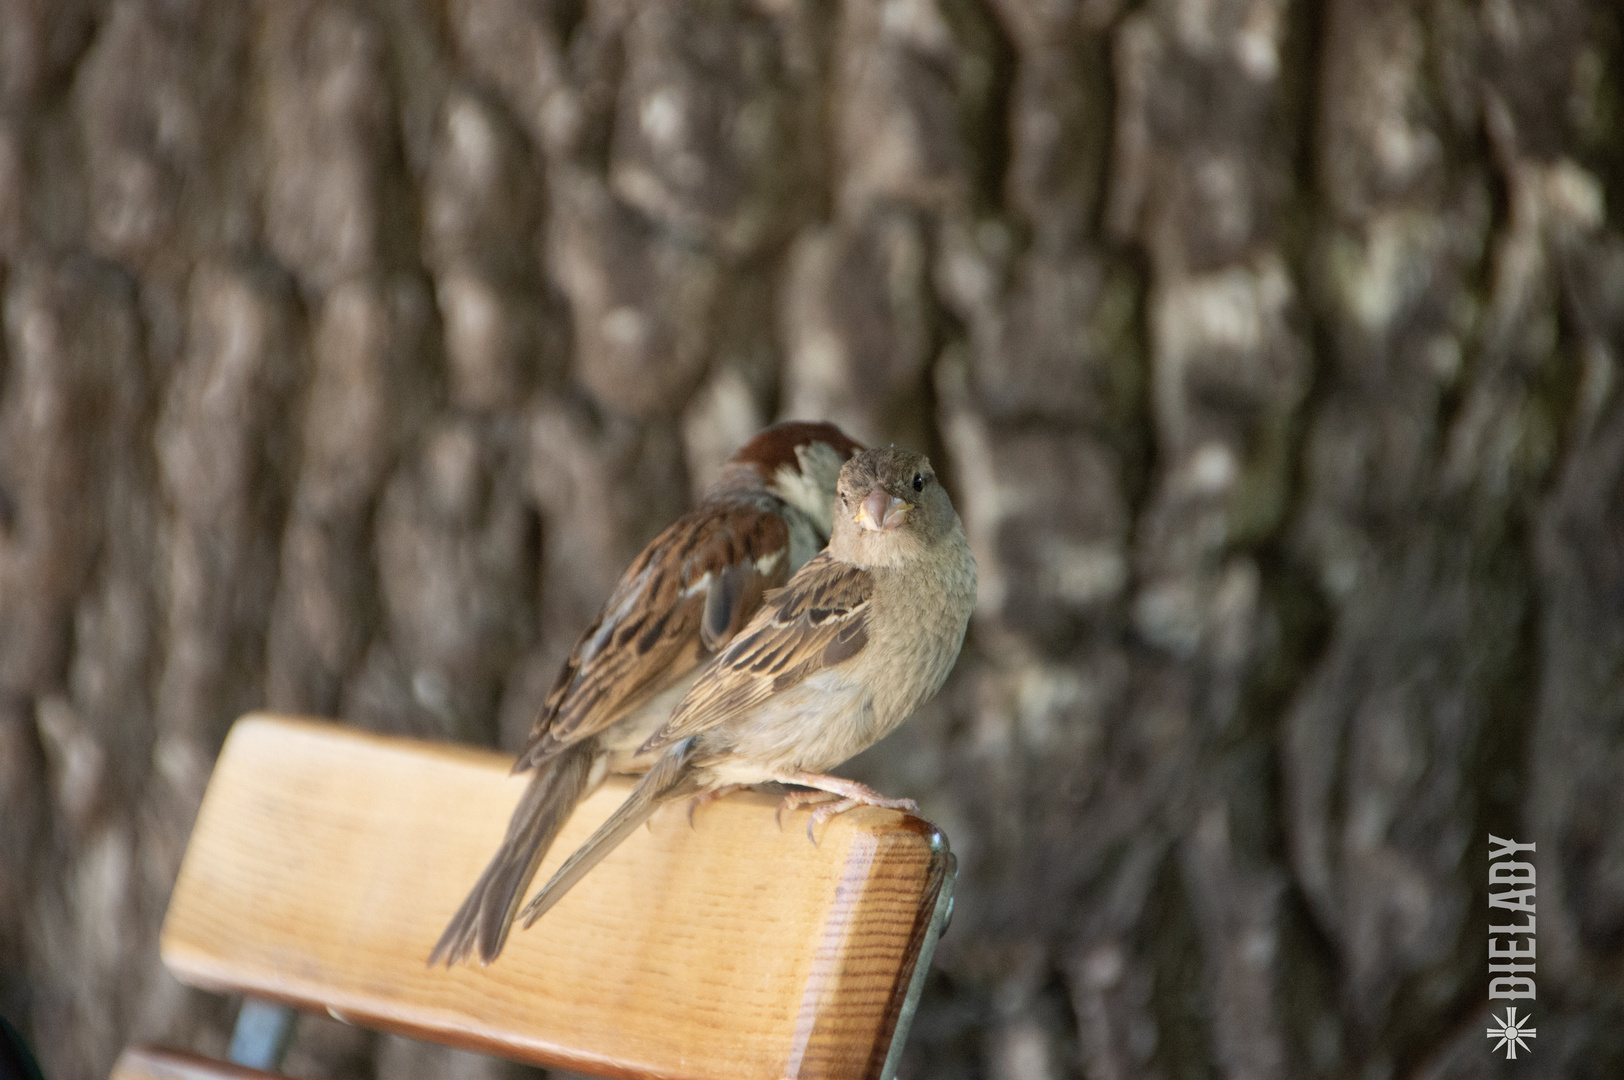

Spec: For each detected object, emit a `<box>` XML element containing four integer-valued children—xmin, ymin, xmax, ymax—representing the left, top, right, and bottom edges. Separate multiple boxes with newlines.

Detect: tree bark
<box><xmin>0</xmin><ymin>1</ymin><xmax>1621</xmax><ymax>1077</ymax></box>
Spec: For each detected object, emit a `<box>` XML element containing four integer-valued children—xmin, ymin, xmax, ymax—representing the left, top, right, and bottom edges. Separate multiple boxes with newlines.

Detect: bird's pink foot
<box><xmin>775</xmin><ymin>787</ymin><xmax>842</xmax><ymax>828</ymax></box>
<box><xmin>687</xmin><ymin>784</ymin><xmax>744</xmax><ymax>827</ymax></box>
<box><xmin>771</xmin><ymin>773</ymin><xmax>919</xmax><ymax>843</ymax></box>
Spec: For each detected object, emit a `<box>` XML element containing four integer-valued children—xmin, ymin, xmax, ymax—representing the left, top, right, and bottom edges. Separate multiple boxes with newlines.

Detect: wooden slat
<box><xmin>110</xmin><ymin>1046</ymin><xmax>282</xmax><ymax>1080</ymax></box>
<box><xmin>161</xmin><ymin>714</ymin><xmax>948</xmax><ymax>1080</ymax></box>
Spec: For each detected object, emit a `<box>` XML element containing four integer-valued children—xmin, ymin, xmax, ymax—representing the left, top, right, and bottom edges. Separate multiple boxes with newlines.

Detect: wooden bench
<box><xmin>111</xmin><ymin>713</ymin><xmax>955</xmax><ymax>1080</ymax></box>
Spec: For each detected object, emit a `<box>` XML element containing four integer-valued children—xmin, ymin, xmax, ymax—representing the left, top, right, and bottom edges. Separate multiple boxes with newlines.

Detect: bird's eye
<box><xmin>912</xmin><ymin>472</ymin><xmax>925</xmax><ymax>493</ymax></box>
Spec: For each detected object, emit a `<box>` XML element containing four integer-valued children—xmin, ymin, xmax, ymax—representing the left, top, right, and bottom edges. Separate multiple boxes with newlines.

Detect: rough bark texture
<box><xmin>1</xmin><ymin>1</ymin><xmax>1621</xmax><ymax>1078</ymax></box>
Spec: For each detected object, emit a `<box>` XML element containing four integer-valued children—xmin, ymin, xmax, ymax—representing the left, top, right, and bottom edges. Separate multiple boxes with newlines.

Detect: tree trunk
<box><xmin>1</xmin><ymin>1</ymin><xmax>1621</xmax><ymax>1077</ymax></box>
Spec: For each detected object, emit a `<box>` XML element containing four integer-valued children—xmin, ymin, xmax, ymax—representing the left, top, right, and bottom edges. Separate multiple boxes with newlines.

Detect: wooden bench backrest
<box><xmin>159</xmin><ymin>714</ymin><xmax>952</xmax><ymax>1080</ymax></box>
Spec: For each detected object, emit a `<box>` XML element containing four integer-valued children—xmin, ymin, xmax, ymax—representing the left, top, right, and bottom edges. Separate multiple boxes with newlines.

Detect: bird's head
<box><xmin>830</xmin><ymin>446</ymin><xmax>959</xmax><ymax>566</ymax></box>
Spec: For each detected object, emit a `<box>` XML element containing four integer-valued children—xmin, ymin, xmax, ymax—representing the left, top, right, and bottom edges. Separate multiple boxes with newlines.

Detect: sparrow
<box><xmin>515</xmin><ymin>445</ymin><xmax>976</xmax><ymax>926</ymax></box>
<box><xmin>431</xmin><ymin>420</ymin><xmax>862</xmax><ymax>966</ymax></box>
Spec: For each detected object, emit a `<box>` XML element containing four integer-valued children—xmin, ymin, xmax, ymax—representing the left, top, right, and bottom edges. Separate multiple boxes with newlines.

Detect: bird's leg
<box><xmin>771</xmin><ymin>772</ymin><xmax>919</xmax><ymax>843</ymax></box>
<box><xmin>686</xmin><ymin>784</ymin><xmax>744</xmax><ymax>827</ymax></box>
<box><xmin>773</xmin><ymin>772</ymin><xmax>920</xmax><ymax>813</ymax></box>
<box><xmin>774</xmin><ymin>787</ymin><xmax>843</xmax><ymax>829</ymax></box>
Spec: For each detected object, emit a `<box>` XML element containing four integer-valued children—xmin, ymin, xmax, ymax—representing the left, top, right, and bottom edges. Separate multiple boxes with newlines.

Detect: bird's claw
<box><xmin>776</xmin><ymin>786</ymin><xmax>919</xmax><ymax>843</ymax></box>
<box><xmin>687</xmin><ymin>785</ymin><xmax>741</xmax><ymax>828</ymax></box>
<box><xmin>775</xmin><ymin>787</ymin><xmax>840</xmax><ymax>831</ymax></box>
<box><xmin>805</xmin><ymin>797</ymin><xmax>861</xmax><ymax>842</ymax></box>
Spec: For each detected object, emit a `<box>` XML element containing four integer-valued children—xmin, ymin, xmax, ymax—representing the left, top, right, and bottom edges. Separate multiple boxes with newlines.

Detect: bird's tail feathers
<box><xmin>518</xmin><ymin>740</ymin><xmax>698</xmax><ymax>928</ymax></box>
<box><xmin>428</xmin><ymin>740</ymin><xmax>597</xmax><ymax>966</ymax></box>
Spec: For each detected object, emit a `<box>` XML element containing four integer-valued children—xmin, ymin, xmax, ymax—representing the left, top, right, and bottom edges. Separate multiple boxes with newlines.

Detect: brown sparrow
<box><xmin>515</xmin><ymin>446</ymin><xmax>976</xmax><ymax>926</ymax></box>
<box><xmin>431</xmin><ymin>421</ymin><xmax>862</xmax><ymax>965</ymax></box>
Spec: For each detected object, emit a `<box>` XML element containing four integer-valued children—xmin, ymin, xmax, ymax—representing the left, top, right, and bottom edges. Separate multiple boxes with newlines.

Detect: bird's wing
<box><xmin>516</xmin><ymin>503</ymin><xmax>792</xmax><ymax>768</ymax></box>
<box><xmin>641</xmin><ymin>552</ymin><xmax>874</xmax><ymax>751</ymax></box>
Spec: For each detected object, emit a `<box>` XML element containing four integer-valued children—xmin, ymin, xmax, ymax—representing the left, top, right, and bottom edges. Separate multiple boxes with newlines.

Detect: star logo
<box><xmin>1487</xmin><ymin>1006</ymin><xmax>1536</xmax><ymax>1059</ymax></box>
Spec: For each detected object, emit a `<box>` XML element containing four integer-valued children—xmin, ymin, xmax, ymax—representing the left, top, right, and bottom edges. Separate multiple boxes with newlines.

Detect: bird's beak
<box><xmin>855</xmin><ymin>487</ymin><xmax>911</xmax><ymax>532</ymax></box>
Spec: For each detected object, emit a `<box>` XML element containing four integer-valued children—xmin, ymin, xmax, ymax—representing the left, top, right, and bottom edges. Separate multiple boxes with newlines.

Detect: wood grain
<box><xmin>110</xmin><ymin>1046</ymin><xmax>282</xmax><ymax>1080</ymax></box>
<box><xmin>160</xmin><ymin>714</ymin><xmax>949</xmax><ymax>1080</ymax></box>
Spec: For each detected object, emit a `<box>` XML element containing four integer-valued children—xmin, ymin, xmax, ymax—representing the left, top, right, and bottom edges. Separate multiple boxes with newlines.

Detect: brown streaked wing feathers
<box><xmin>641</xmin><ymin>552</ymin><xmax>873</xmax><ymax>751</ymax></box>
<box><xmin>516</xmin><ymin>505</ymin><xmax>792</xmax><ymax>769</ymax></box>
